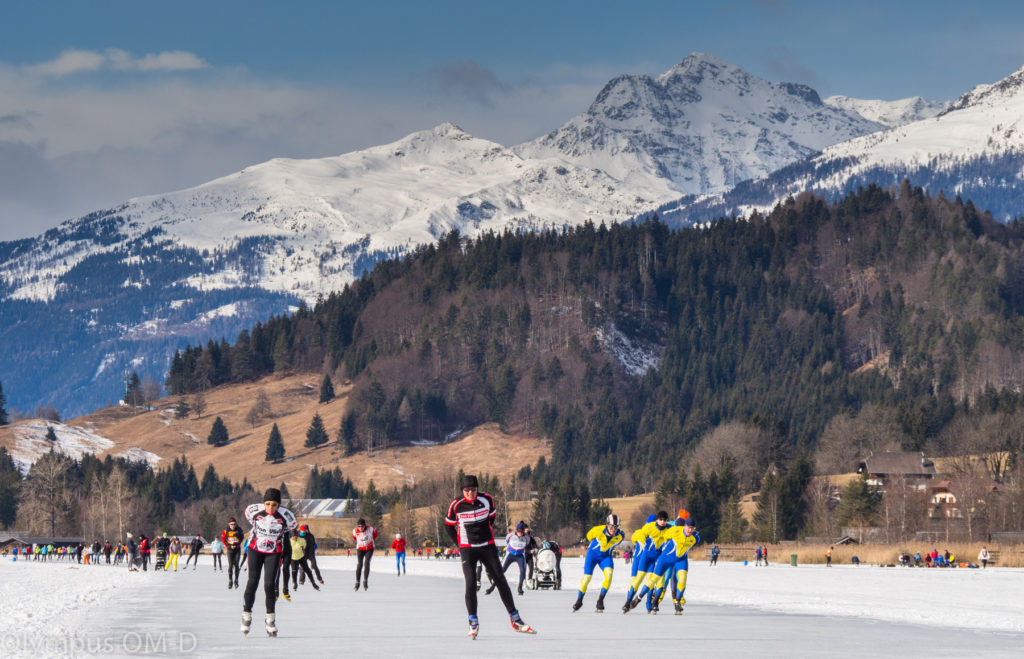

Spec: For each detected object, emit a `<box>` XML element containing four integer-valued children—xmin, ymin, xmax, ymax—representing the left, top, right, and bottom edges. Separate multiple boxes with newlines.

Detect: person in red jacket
<box><xmin>391</xmin><ymin>533</ymin><xmax>407</xmax><ymax>576</ymax></box>
<box><xmin>138</xmin><ymin>534</ymin><xmax>151</xmax><ymax>572</ymax></box>
<box><xmin>352</xmin><ymin>518</ymin><xmax>379</xmax><ymax>591</ymax></box>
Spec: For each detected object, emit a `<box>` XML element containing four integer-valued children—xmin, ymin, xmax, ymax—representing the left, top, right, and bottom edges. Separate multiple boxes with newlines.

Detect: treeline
<box><xmin>5</xmin><ymin>448</ymin><xmax>259</xmax><ymax>542</ymax></box>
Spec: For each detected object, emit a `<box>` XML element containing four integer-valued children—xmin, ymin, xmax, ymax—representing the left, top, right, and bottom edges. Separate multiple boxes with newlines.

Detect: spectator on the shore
<box><xmin>710</xmin><ymin>545</ymin><xmax>720</xmax><ymax>566</ymax></box>
<box><xmin>826</xmin><ymin>546</ymin><xmax>833</xmax><ymax>567</ymax></box>
<box><xmin>755</xmin><ymin>546</ymin><xmax>763</xmax><ymax>566</ymax></box>
<box><xmin>914</xmin><ymin>552</ymin><xmax>921</xmax><ymax>566</ymax></box>
<box><xmin>978</xmin><ymin>546</ymin><xmax>991</xmax><ymax>569</ymax></box>
<box><xmin>851</xmin><ymin>555</ymin><xmax>860</xmax><ymax>565</ymax></box>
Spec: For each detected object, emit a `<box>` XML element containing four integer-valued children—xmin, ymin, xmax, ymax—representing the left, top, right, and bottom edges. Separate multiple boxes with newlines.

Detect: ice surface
<box><xmin>2</xmin><ymin>554</ymin><xmax>1021</xmax><ymax>658</ymax></box>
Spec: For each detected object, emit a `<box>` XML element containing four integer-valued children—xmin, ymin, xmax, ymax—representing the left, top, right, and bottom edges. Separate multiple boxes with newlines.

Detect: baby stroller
<box><xmin>154</xmin><ymin>548</ymin><xmax>168</xmax><ymax>570</ymax></box>
<box><xmin>527</xmin><ymin>541</ymin><xmax>561</xmax><ymax>590</ymax></box>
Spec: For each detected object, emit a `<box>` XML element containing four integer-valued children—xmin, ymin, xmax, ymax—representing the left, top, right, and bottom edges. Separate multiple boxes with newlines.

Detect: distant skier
<box><xmin>240</xmin><ymin>488</ymin><xmax>296</xmax><ymax>637</ymax></box>
<box><xmin>572</xmin><ymin>514</ymin><xmax>624</xmax><ymax>613</ymax></box>
<box><xmin>223</xmin><ymin>518</ymin><xmax>244</xmax><ymax>589</ymax></box>
<box><xmin>445</xmin><ymin>474</ymin><xmax>535</xmax><ymax>638</ymax></box>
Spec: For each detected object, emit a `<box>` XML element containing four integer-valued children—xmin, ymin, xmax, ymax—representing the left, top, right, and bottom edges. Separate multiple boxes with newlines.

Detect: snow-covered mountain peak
<box><xmin>945</xmin><ymin>63</ymin><xmax>1024</xmax><ymax>113</ymax></box>
<box><xmin>824</xmin><ymin>95</ymin><xmax>947</xmax><ymax>128</ymax></box>
<box><xmin>517</xmin><ymin>54</ymin><xmax>882</xmax><ymax>197</ymax></box>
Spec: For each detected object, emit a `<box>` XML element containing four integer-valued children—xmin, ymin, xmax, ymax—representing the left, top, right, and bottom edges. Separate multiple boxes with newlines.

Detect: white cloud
<box><xmin>29</xmin><ymin>49</ymin><xmax>106</xmax><ymax>76</ymax></box>
<box><xmin>27</xmin><ymin>48</ymin><xmax>208</xmax><ymax>77</ymax></box>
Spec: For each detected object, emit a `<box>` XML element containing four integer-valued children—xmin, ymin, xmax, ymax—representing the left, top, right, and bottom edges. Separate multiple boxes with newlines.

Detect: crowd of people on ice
<box><xmin>6</xmin><ymin>475</ymin><xmax>1004</xmax><ymax>639</ymax></box>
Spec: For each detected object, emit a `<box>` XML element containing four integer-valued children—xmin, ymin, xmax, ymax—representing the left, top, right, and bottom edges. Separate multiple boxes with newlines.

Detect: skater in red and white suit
<box><xmin>352</xmin><ymin>518</ymin><xmax>379</xmax><ymax>591</ymax></box>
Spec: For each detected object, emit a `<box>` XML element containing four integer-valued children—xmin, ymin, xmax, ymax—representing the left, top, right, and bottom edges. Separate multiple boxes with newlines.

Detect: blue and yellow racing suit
<box><xmin>577</xmin><ymin>524</ymin><xmax>624</xmax><ymax>600</ymax></box>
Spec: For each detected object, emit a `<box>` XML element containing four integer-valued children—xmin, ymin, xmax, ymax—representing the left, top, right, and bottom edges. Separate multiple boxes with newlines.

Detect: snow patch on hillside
<box><xmin>596</xmin><ymin>325</ymin><xmax>662</xmax><ymax>375</ymax></box>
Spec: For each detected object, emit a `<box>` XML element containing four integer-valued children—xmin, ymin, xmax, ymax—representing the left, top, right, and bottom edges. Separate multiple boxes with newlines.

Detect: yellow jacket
<box><xmin>290</xmin><ymin>535</ymin><xmax>307</xmax><ymax>561</ymax></box>
<box><xmin>660</xmin><ymin>525</ymin><xmax>698</xmax><ymax>559</ymax></box>
<box><xmin>585</xmin><ymin>525</ymin><xmax>624</xmax><ymax>557</ymax></box>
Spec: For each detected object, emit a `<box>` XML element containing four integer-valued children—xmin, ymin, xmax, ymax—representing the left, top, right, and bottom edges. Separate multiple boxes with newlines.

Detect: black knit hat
<box><xmin>263</xmin><ymin>488</ymin><xmax>282</xmax><ymax>504</ymax></box>
<box><xmin>461</xmin><ymin>474</ymin><xmax>479</xmax><ymax>489</ymax></box>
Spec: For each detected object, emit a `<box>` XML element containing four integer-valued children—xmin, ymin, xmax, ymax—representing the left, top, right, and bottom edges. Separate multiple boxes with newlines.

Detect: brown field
<box><xmin>0</xmin><ymin>372</ymin><xmax>551</xmax><ymax>493</ymax></box>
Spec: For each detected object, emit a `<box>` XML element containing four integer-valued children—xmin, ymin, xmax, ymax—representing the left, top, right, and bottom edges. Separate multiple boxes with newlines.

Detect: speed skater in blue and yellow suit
<box><xmin>622</xmin><ymin>510</ymin><xmax>672</xmax><ymax>613</ymax></box>
<box><xmin>626</xmin><ymin>515</ymin><xmax>699</xmax><ymax>614</ymax></box>
<box><xmin>571</xmin><ymin>514</ymin><xmax>625</xmax><ymax>613</ymax></box>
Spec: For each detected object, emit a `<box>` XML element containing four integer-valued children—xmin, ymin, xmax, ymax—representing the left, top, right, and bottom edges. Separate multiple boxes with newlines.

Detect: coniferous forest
<box><xmin>151</xmin><ymin>184</ymin><xmax>1024</xmax><ymax>542</ymax></box>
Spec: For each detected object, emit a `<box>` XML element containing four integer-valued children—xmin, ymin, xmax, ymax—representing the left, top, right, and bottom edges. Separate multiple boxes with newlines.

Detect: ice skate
<box><xmin>674</xmin><ymin>599</ymin><xmax>684</xmax><ymax>615</ymax></box>
<box><xmin>240</xmin><ymin>611</ymin><xmax>252</xmax><ymax>635</ymax></box>
<box><xmin>595</xmin><ymin>595</ymin><xmax>605</xmax><ymax>612</ymax></box>
<box><xmin>354</xmin><ymin>582</ymin><xmax>360</xmax><ymax>591</ymax></box>
<box><xmin>265</xmin><ymin>613</ymin><xmax>277</xmax><ymax>637</ymax></box>
<box><xmin>572</xmin><ymin>595</ymin><xmax>583</xmax><ymax>612</ymax></box>
<box><xmin>510</xmin><ymin>612</ymin><xmax>536</xmax><ymax>634</ymax></box>
<box><xmin>467</xmin><ymin>615</ymin><xmax>479</xmax><ymax>639</ymax></box>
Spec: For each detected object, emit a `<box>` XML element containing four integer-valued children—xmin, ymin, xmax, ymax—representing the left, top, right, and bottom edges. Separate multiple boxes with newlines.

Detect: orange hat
<box><xmin>678</xmin><ymin>509</ymin><xmax>690</xmax><ymax>520</ymax></box>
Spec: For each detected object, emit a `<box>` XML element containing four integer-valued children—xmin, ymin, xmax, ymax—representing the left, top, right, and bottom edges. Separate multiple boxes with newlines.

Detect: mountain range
<box><xmin>5</xmin><ymin>52</ymin><xmax>1024</xmax><ymax>417</ymax></box>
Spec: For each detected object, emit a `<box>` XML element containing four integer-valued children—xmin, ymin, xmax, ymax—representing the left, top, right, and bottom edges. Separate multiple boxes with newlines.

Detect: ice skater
<box><xmin>223</xmin><ymin>518</ymin><xmax>244</xmax><ymax>588</ymax></box>
<box><xmin>240</xmin><ymin>488</ymin><xmax>296</xmax><ymax>637</ymax></box>
<box><xmin>623</xmin><ymin>511</ymin><xmax>670</xmax><ymax>613</ymax></box>
<box><xmin>352</xmin><ymin>518</ymin><xmax>378</xmax><ymax>591</ymax></box>
<box><xmin>629</xmin><ymin>516</ymin><xmax>699</xmax><ymax>614</ymax></box>
<box><xmin>391</xmin><ymin>533</ymin><xmax>406</xmax><ymax>575</ymax></box>
<box><xmin>446</xmin><ymin>474</ymin><xmax>535</xmax><ymax>638</ymax></box>
<box><xmin>572</xmin><ymin>514</ymin><xmax>624</xmax><ymax>613</ymax></box>
<box><xmin>487</xmin><ymin>522</ymin><xmax>530</xmax><ymax>596</ymax></box>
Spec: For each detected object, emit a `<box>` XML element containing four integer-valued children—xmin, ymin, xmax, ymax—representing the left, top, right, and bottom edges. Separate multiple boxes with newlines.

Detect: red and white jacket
<box><xmin>244</xmin><ymin>503</ymin><xmax>297</xmax><ymax>554</ymax></box>
<box><xmin>352</xmin><ymin>525</ymin><xmax>378</xmax><ymax>550</ymax></box>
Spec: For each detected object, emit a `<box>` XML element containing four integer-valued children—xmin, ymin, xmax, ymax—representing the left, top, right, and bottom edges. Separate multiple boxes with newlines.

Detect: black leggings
<box><xmin>356</xmin><ymin>548</ymin><xmax>374</xmax><ymax>584</ymax></box>
<box><xmin>461</xmin><ymin>545</ymin><xmax>516</xmax><ymax>616</ymax></box>
<box><xmin>292</xmin><ymin>558</ymin><xmax>315</xmax><ymax>587</ymax></box>
<box><xmin>185</xmin><ymin>551</ymin><xmax>200</xmax><ymax>567</ymax></box>
<box><xmin>227</xmin><ymin>548</ymin><xmax>241</xmax><ymax>582</ymax></box>
<box><xmin>243</xmin><ymin>551</ymin><xmax>281</xmax><ymax>614</ymax></box>
<box><xmin>307</xmin><ymin>554</ymin><xmax>323</xmax><ymax>582</ymax></box>
<box><xmin>213</xmin><ymin>553</ymin><xmax>223</xmax><ymax>570</ymax></box>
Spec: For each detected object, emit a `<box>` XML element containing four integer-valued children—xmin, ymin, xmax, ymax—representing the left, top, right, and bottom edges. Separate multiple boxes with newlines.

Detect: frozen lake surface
<box><xmin>2</xmin><ymin>554</ymin><xmax>1021</xmax><ymax>657</ymax></box>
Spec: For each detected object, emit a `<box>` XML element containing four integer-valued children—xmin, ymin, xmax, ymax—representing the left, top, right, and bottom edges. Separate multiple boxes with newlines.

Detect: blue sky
<box><xmin>1</xmin><ymin>0</ymin><xmax>1022</xmax><ymax>240</ymax></box>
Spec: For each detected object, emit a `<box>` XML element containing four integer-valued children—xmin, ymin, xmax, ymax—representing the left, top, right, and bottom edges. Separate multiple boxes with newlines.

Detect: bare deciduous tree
<box><xmin>815</xmin><ymin>404</ymin><xmax>907</xmax><ymax>475</ymax></box>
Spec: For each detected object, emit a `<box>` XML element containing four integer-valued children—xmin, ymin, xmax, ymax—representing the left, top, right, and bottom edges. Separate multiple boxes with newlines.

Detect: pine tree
<box><xmin>0</xmin><ymin>379</ymin><xmax>8</xmax><ymax>426</ymax></box>
<box><xmin>279</xmin><ymin>481</ymin><xmax>291</xmax><ymax>500</ymax></box>
<box><xmin>338</xmin><ymin>412</ymin><xmax>357</xmax><ymax>455</ymax></box>
<box><xmin>45</xmin><ymin>425</ymin><xmax>58</xmax><ymax>442</ymax></box>
<box><xmin>304</xmin><ymin>413</ymin><xmax>329</xmax><ymax>448</ymax></box>
<box><xmin>359</xmin><ymin>479</ymin><xmax>383</xmax><ymax>527</ymax></box>
<box><xmin>125</xmin><ymin>371</ymin><xmax>143</xmax><ymax>408</ymax></box>
<box><xmin>319</xmin><ymin>374</ymin><xmax>335</xmax><ymax>403</ymax></box>
<box><xmin>173</xmin><ymin>398</ymin><xmax>191</xmax><ymax>420</ymax></box>
<box><xmin>265</xmin><ymin>423</ymin><xmax>286</xmax><ymax>462</ymax></box>
<box><xmin>718</xmin><ymin>494</ymin><xmax>749</xmax><ymax>544</ymax></box>
<box><xmin>207</xmin><ymin>416</ymin><xmax>229</xmax><ymax>447</ymax></box>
